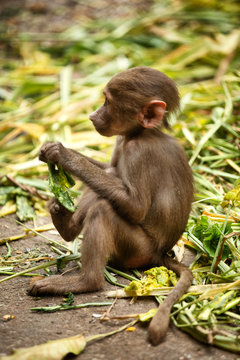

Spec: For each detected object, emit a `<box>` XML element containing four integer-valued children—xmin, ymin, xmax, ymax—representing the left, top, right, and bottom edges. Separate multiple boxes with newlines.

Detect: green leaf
<box><xmin>193</xmin><ymin>216</ymin><xmax>231</xmax><ymax>259</ymax></box>
<box><xmin>197</xmin><ymin>290</ymin><xmax>236</xmax><ymax>320</ymax></box>
<box><xmin>63</xmin><ymin>292</ymin><xmax>75</xmax><ymax>306</ymax></box>
<box><xmin>0</xmin><ymin>334</ymin><xmax>86</xmax><ymax>360</ymax></box>
<box><xmin>48</xmin><ymin>162</ymin><xmax>76</xmax><ymax>212</ymax></box>
<box><xmin>16</xmin><ymin>195</ymin><xmax>35</xmax><ymax>221</ymax></box>
<box><xmin>0</xmin><ymin>186</ymin><xmax>27</xmax><ymax>206</ymax></box>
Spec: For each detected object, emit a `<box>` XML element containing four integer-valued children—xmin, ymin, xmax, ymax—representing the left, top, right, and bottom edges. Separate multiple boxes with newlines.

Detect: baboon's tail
<box><xmin>148</xmin><ymin>255</ymin><xmax>192</xmax><ymax>345</ymax></box>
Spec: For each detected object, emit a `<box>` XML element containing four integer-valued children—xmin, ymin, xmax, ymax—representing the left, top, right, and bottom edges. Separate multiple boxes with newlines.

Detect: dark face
<box><xmin>89</xmin><ymin>90</ymin><xmax>114</xmax><ymax>137</ymax></box>
<box><xmin>89</xmin><ymin>87</ymin><xmax>140</xmax><ymax>137</ymax></box>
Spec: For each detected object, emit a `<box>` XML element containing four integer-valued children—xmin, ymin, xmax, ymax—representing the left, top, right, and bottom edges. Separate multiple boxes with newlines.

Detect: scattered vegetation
<box><xmin>0</xmin><ymin>0</ymin><xmax>239</xmax><ymax>355</ymax></box>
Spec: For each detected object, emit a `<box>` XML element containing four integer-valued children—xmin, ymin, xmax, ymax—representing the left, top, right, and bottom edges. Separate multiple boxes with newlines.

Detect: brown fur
<box><xmin>28</xmin><ymin>67</ymin><xmax>194</xmax><ymax>345</ymax></box>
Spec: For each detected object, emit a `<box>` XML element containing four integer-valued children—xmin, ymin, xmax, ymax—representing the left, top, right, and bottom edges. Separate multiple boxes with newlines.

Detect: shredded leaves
<box><xmin>193</xmin><ymin>216</ymin><xmax>232</xmax><ymax>259</ymax></box>
<box><xmin>48</xmin><ymin>162</ymin><xmax>76</xmax><ymax>212</ymax></box>
<box><xmin>125</xmin><ymin>266</ymin><xmax>178</xmax><ymax>296</ymax></box>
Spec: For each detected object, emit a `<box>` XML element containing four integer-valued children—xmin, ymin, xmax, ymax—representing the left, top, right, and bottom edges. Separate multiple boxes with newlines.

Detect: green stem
<box><xmin>106</xmin><ymin>266</ymin><xmax>138</xmax><ymax>281</ymax></box>
<box><xmin>86</xmin><ymin>319</ymin><xmax>138</xmax><ymax>343</ymax></box>
<box><xmin>210</xmin><ymin>204</ymin><xmax>231</xmax><ymax>273</ymax></box>
<box><xmin>0</xmin><ymin>271</ymin><xmax>43</xmax><ymax>276</ymax></box>
<box><xmin>0</xmin><ymin>254</ymin><xmax>80</xmax><ymax>283</ymax></box>
<box><xmin>5</xmin><ymin>242</ymin><xmax>12</xmax><ymax>258</ymax></box>
<box><xmin>31</xmin><ymin>301</ymin><xmax>113</xmax><ymax>312</ymax></box>
<box><xmin>16</xmin><ymin>220</ymin><xmax>72</xmax><ymax>252</ymax></box>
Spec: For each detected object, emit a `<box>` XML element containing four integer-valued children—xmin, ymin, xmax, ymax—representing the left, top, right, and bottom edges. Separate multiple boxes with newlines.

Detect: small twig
<box><xmin>100</xmin><ymin>298</ymin><xmax>117</xmax><ymax>321</ymax></box>
<box><xmin>86</xmin><ymin>319</ymin><xmax>138</xmax><ymax>344</ymax></box>
<box><xmin>16</xmin><ymin>220</ymin><xmax>71</xmax><ymax>252</ymax></box>
<box><xmin>61</xmin><ymin>265</ymin><xmax>80</xmax><ymax>275</ymax></box>
<box><xmin>215</xmin><ymin>231</ymin><xmax>240</xmax><ymax>268</ymax></box>
<box><xmin>7</xmin><ymin>175</ymin><xmax>49</xmax><ymax>200</ymax></box>
<box><xmin>223</xmin><ymin>231</ymin><xmax>240</xmax><ymax>240</ymax></box>
<box><xmin>101</xmin><ymin>314</ymin><xmax>139</xmax><ymax>321</ymax></box>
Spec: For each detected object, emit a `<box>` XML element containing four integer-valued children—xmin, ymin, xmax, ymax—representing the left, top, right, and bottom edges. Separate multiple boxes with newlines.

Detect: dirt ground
<box><xmin>0</xmin><ymin>214</ymin><xmax>239</xmax><ymax>360</ymax></box>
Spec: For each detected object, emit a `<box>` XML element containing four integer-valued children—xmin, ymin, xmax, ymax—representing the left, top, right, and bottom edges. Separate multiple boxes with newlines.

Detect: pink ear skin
<box><xmin>138</xmin><ymin>100</ymin><xmax>166</xmax><ymax>129</ymax></box>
